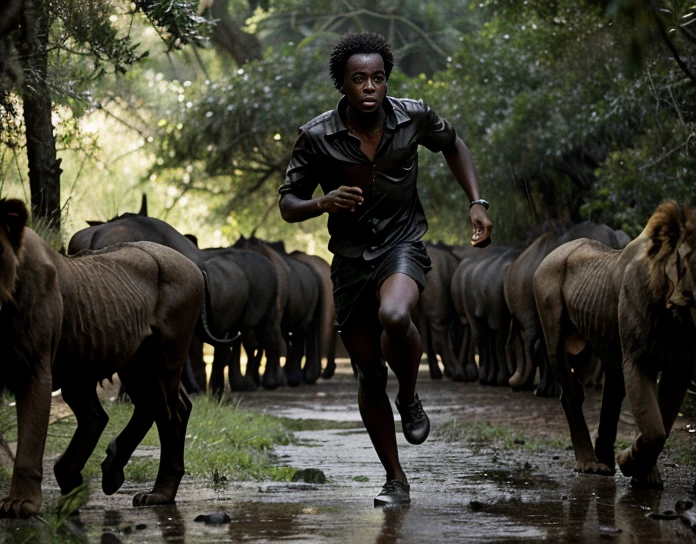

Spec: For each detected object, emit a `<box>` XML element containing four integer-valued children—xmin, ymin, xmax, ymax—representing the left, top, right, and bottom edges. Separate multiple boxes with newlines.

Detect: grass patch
<box><xmin>279</xmin><ymin>418</ymin><xmax>363</xmax><ymax>432</ymax></box>
<box><xmin>437</xmin><ymin>419</ymin><xmax>571</xmax><ymax>453</ymax></box>
<box><xmin>0</xmin><ymin>393</ymin><xmax>301</xmax><ymax>492</ymax></box>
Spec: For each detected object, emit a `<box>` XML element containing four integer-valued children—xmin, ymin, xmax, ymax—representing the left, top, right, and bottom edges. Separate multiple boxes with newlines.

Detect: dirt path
<box><xmin>2</xmin><ymin>361</ymin><xmax>696</xmax><ymax>543</ymax></box>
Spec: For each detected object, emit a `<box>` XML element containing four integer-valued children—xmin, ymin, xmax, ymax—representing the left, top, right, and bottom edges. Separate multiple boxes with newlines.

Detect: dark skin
<box><xmin>279</xmin><ymin>53</ymin><xmax>492</xmax><ymax>485</ymax></box>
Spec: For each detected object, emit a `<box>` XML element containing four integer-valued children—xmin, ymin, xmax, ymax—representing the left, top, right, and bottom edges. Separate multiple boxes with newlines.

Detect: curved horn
<box><xmin>195</xmin><ymin>270</ymin><xmax>241</xmax><ymax>347</ymax></box>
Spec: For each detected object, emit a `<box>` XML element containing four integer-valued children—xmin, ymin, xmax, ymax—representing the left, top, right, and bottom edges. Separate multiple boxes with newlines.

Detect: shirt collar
<box><xmin>325</xmin><ymin>95</ymin><xmax>411</xmax><ymax>137</ymax></box>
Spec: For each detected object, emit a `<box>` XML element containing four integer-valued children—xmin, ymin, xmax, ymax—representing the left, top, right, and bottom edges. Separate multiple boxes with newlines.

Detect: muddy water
<box><xmin>2</xmin><ymin>361</ymin><xmax>695</xmax><ymax>543</ymax></box>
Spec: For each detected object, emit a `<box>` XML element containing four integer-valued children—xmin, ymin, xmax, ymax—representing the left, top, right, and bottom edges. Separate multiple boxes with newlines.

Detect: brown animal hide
<box><xmin>0</xmin><ymin>198</ymin><xmax>204</xmax><ymax>518</ymax></box>
<box><xmin>534</xmin><ymin>201</ymin><xmax>696</xmax><ymax>489</ymax></box>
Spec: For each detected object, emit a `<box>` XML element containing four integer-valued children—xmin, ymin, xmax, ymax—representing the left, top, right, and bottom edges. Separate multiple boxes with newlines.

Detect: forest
<box><xmin>0</xmin><ymin>0</ymin><xmax>694</xmax><ymax>256</ymax></box>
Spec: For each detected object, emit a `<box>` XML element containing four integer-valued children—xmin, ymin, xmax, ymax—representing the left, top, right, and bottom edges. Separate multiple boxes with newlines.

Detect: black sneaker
<box><xmin>374</xmin><ymin>479</ymin><xmax>411</xmax><ymax>507</ymax></box>
<box><xmin>395</xmin><ymin>393</ymin><xmax>430</xmax><ymax>445</ymax></box>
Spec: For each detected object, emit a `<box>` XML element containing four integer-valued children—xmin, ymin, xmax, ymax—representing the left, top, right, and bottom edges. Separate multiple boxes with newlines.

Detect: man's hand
<box><xmin>319</xmin><ymin>186</ymin><xmax>364</xmax><ymax>213</ymax></box>
<box><xmin>470</xmin><ymin>204</ymin><xmax>493</xmax><ymax>248</ymax></box>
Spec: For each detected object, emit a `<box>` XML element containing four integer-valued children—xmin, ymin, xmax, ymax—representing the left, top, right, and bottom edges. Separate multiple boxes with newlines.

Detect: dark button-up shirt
<box><xmin>278</xmin><ymin>95</ymin><xmax>457</xmax><ymax>260</ymax></box>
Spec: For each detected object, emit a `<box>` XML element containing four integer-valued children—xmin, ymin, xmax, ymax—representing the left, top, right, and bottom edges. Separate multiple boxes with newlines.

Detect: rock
<box><xmin>646</xmin><ymin>510</ymin><xmax>678</xmax><ymax>521</ymax></box>
<box><xmin>292</xmin><ymin>468</ymin><xmax>327</xmax><ymax>484</ymax></box>
<box><xmin>194</xmin><ymin>512</ymin><xmax>232</xmax><ymax>524</ymax></box>
<box><xmin>680</xmin><ymin>508</ymin><xmax>696</xmax><ymax>530</ymax></box>
<box><xmin>469</xmin><ymin>500</ymin><xmax>485</xmax><ymax>512</ymax></box>
<box><xmin>598</xmin><ymin>525</ymin><xmax>622</xmax><ymax>537</ymax></box>
<box><xmin>675</xmin><ymin>499</ymin><xmax>694</xmax><ymax>514</ymax></box>
<box><xmin>117</xmin><ymin>522</ymin><xmax>134</xmax><ymax>534</ymax></box>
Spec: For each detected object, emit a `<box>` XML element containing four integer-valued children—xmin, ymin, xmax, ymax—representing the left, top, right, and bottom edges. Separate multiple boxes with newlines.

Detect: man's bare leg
<box><xmin>378</xmin><ymin>273</ymin><xmax>430</xmax><ymax>444</ymax></box>
<box><xmin>340</xmin><ymin>314</ymin><xmax>410</xmax><ymax>505</ymax></box>
<box><xmin>340</xmin><ymin>315</ymin><xmax>405</xmax><ymax>483</ymax></box>
<box><xmin>378</xmin><ymin>273</ymin><xmax>422</xmax><ymax>402</ymax></box>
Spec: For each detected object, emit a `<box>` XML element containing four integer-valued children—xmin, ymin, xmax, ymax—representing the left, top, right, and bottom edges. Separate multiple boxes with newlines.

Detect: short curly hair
<box><xmin>329</xmin><ymin>32</ymin><xmax>394</xmax><ymax>93</ymax></box>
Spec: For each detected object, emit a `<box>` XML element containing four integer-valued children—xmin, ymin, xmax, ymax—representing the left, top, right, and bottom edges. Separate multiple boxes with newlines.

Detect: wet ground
<box><xmin>3</xmin><ymin>360</ymin><xmax>696</xmax><ymax>543</ymax></box>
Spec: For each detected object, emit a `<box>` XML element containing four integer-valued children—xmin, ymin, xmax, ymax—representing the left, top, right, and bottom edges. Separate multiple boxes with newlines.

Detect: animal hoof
<box><xmin>54</xmin><ymin>463</ymin><xmax>84</xmax><ymax>495</ymax></box>
<box><xmin>101</xmin><ymin>447</ymin><xmax>126</xmax><ymax>495</ymax></box>
<box><xmin>322</xmin><ymin>364</ymin><xmax>336</xmax><ymax>380</ymax></box>
<box><xmin>429</xmin><ymin>367</ymin><xmax>443</xmax><ymax>380</ymax></box>
<box><xmin>132</xmin><ymin>492</ymin><xmax>175</xmax><ymax>507</ymax></box>
<box><xmin>508</xmin><ymin>371</ymin><xmax>523</xmax><ymax>389</ymax></box>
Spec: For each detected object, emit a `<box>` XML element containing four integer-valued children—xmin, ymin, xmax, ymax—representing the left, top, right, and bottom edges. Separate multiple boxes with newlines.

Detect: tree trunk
<box><xmin>209</xmin><ymin>0</ymin><xmax>262</xmax><ymax>66</ymax></box>
<box><xmin>20</xmin><ymin>0</ymin><xmax>62</xmax><ymax>231</ymax></box>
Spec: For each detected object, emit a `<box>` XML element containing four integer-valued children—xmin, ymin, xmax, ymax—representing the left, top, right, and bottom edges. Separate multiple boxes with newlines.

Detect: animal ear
<box><xmin>86</xmin><ymin>220</ymin><xmax>104</xmax><ymax>227</ymax></box>
<box><xmin>0</xmin><ymin>198</ymin><xmax>28</xmax><ymax>253</ymax></box>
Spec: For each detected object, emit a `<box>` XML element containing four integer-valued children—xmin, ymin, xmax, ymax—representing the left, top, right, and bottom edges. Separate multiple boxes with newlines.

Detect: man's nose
<box><xmin>364</xmin><ymin>79</ymin><xmax>375</xmax><ymax>91</ymax></box>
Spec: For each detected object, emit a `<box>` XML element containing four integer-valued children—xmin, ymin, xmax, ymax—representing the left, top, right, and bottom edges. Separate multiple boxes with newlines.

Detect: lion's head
<box><xmin>0</xmin><ymin>199</ymin><xmax>29</xmax><ymax>308</ymax></box>
<box><xmin>644</xmin><ymin>201</ymin><xmax>696</xmax><ymax>310</ymax></box>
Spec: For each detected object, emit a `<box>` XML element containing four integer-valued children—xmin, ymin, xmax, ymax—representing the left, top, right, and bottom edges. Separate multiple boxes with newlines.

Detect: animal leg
<box><xmin>285</xmin><ymin>332</ymin><xmax>304</xmax><ymax>387</ymax></box>
<box><xmin>101</xmin><ymin>402</ymin><xmax>155</xmax><ymax>495</ymax></box>
<box><xmin>535</xmin><ymin>340</ymin><xmax>561</xmax><ymax>398</ymax></box>
<box><xmin>616</xmin><ymin>356</ymin><xmax>666</xmax><ymax>488</ymax></box>
<box><xmin>261</xmin><ymin>325</ymin><xmax>284</xmax><ymax>389</ymax></box>
<box><xmin>133</xmin><ymin>390</ymin><xmax>192</xmax><ymax>506</ymax></box>
<box><xmin>485</xmin><ymin>326</ymin><xmax>498</xmax><ymax>385</ymax></box>
<box><xmin>494</xmin><ymin>329</ymin><xmax>510</xmax><ymax>386</ymax></box>
<box><xmin>102</xmin><ymin>365</ymin><xmax>159</xmax><ymax>495</ymax></box>
<box><xmin>594</xmin><ymin>364</ymin><xmax>624</xmax><ymax>472</ymax></box>
<box><xmin>54</xmin><ymin>383</ymin><xmax>109</xmax><ymax>494</ymax></box>
<box><xmin>302</xmin><ymin>319</ymin><xmax>321</xmax><ymax>385</ymax></box>
<box><xmin>209</xmin><ymin>345</ymin><xmax>229</xmax><ymax>397</ymax></box>
<box><xmin>424</xmin><ymin>322</ymin><xmax>444</xmax><ymax>380</ymax></box>
<box><xmin>507</xmin><ymin>319</ymin><xmax>528</xmax><ymax>389</ymax></box>
<box><xmin>433</xmin><ymin>322</ymin><xmax>458</xmax><ymax>381</ymax></box>
<box><xmin>459</xmin><ymin>322</ymin><xmax>479</xmax><ymax>382</ymax></box>
<box><xmin>0</xmin><ymin>363</ymin><xmax>52</xmax><ymax>518</ymax></box>
<box><xmin>478</xmin><ymin>326</ymin><xmax>492</xmax><ymax>385</ymax></box>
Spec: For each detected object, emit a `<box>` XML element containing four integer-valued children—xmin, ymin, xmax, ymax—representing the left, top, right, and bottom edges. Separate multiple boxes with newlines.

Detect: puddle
<box><xmin>2</xmin><ymin>362</ymin><xmax>695</xmax><ymax>543</ymax></box>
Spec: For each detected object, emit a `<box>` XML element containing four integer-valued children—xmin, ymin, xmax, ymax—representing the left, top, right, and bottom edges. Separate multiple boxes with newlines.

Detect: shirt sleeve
<box><xmin>418</xmin><ymin>100</ymin><xmax>457</xmax><ymax>154</ymax></box>
<box><xmin>278</xmin><ymin>130</ymin><xmax>320</xmax><ymax>200</ymax></box>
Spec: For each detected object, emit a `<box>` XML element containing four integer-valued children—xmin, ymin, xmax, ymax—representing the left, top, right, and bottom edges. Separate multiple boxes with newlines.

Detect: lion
<box><xmin>533</xmin><ymin>200</ymin><xmax>696</xmax><ymax>488</ymax></box>
<box><xmin>0</xmin><ymin>198</ymin><xmax>205</xmax><ymax>517</ymax></box>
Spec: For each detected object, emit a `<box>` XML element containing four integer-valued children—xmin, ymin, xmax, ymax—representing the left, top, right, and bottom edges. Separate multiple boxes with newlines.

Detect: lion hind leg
<box><xmin>53</xmin><ymin>383</ymin><xmax>109</xmax><ymax>495</ymax></box>
<box><xmin>594</xmin><ymin>364</ymin><xmax>624</xmax><ymax>472</ymax></box>
<box><xmin>132</xmin><ymin>388</ymin><xmax>191</xmax><ymax>507</ymax></box>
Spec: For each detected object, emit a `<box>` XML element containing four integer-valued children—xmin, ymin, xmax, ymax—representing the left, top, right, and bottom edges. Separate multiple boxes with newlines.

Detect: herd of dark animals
<box><xmin>68</xmin><ymin>197</ymin><xmax>631</xmax><ymax>400</ymax></box>
<box><xmin>0</xmin><ymin>194</ymin><xmax>695</xmax><ymax>517</ymax></box>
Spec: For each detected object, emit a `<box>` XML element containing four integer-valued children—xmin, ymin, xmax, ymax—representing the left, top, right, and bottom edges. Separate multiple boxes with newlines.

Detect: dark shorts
<box><xmin>330</xmin><ymin>241</ymin><xmax>432</xmax><ymax>329</ymax></box>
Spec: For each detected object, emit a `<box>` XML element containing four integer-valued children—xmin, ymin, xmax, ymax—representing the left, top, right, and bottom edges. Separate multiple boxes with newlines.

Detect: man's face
<box><xmin>343</xmin><ymin>53</ymin><xmax>387</xmax><ymax>113</ymax></box>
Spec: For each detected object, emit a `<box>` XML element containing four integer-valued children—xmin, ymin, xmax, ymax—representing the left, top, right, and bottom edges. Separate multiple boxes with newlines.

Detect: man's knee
<box><xmin>358</xmin><ymin>364</ymin><xmax>388</xmax><ymax>399</ymax></box>
<box><xmin>378</xmin><ymin>305</ymin><xmax>412</xmax><ymax>335</ymax></box>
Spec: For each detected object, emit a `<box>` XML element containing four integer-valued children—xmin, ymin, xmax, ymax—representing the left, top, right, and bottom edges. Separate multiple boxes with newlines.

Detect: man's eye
<box><xmin>354</xmin><ymin>77</ymin><xmax>363</xmax><ymax>82</ymax></box>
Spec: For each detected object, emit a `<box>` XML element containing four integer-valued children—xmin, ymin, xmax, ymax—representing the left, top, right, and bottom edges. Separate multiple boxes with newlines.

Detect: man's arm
<box><xmin>279</xmin><ymin>187</ymin><xmax>364</xmax><ymax>223</ymax></box>
<box><xmin>442</xmin><ymin>136</ymin><xmax>493</xmax><ymax>247</ymax></box>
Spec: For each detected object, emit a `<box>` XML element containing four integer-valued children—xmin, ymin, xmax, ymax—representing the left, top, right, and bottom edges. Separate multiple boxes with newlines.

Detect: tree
<box><xmin>0</xmin><ymin>0</ymin><xmax>209</xmax><ymax>231</ymax></box>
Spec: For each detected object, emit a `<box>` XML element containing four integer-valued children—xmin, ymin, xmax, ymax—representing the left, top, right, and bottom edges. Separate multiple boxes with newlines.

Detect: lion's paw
<box><xmin>0</xmin><ymin>497</ymin><xmax>40</xmax><ymax>518</ymax></box>
<box><xmin>630</xmin><ymin>467</ymin><xmax>663</xmax><ymax>489</ymax></box>
<box><xmin>132</xmin><ymin>492</ymin><xmax>175</xmax><ymax>507</ymax></box>
<box><xmin>594</xmin><ymin>441</ymin><xmax>616</xmax><ymax>472</ymax></box>
<box><xmin>575</xmin><ymin>461</ymin><xmax>614</xmax><ymax>475</ymax></box>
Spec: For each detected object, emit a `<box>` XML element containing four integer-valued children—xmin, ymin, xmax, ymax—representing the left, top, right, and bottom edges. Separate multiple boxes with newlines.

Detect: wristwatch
<box><xmin>469</xmin><ymin>199</ymin><xmax>489</xmax><ymax>210</ymax></box>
